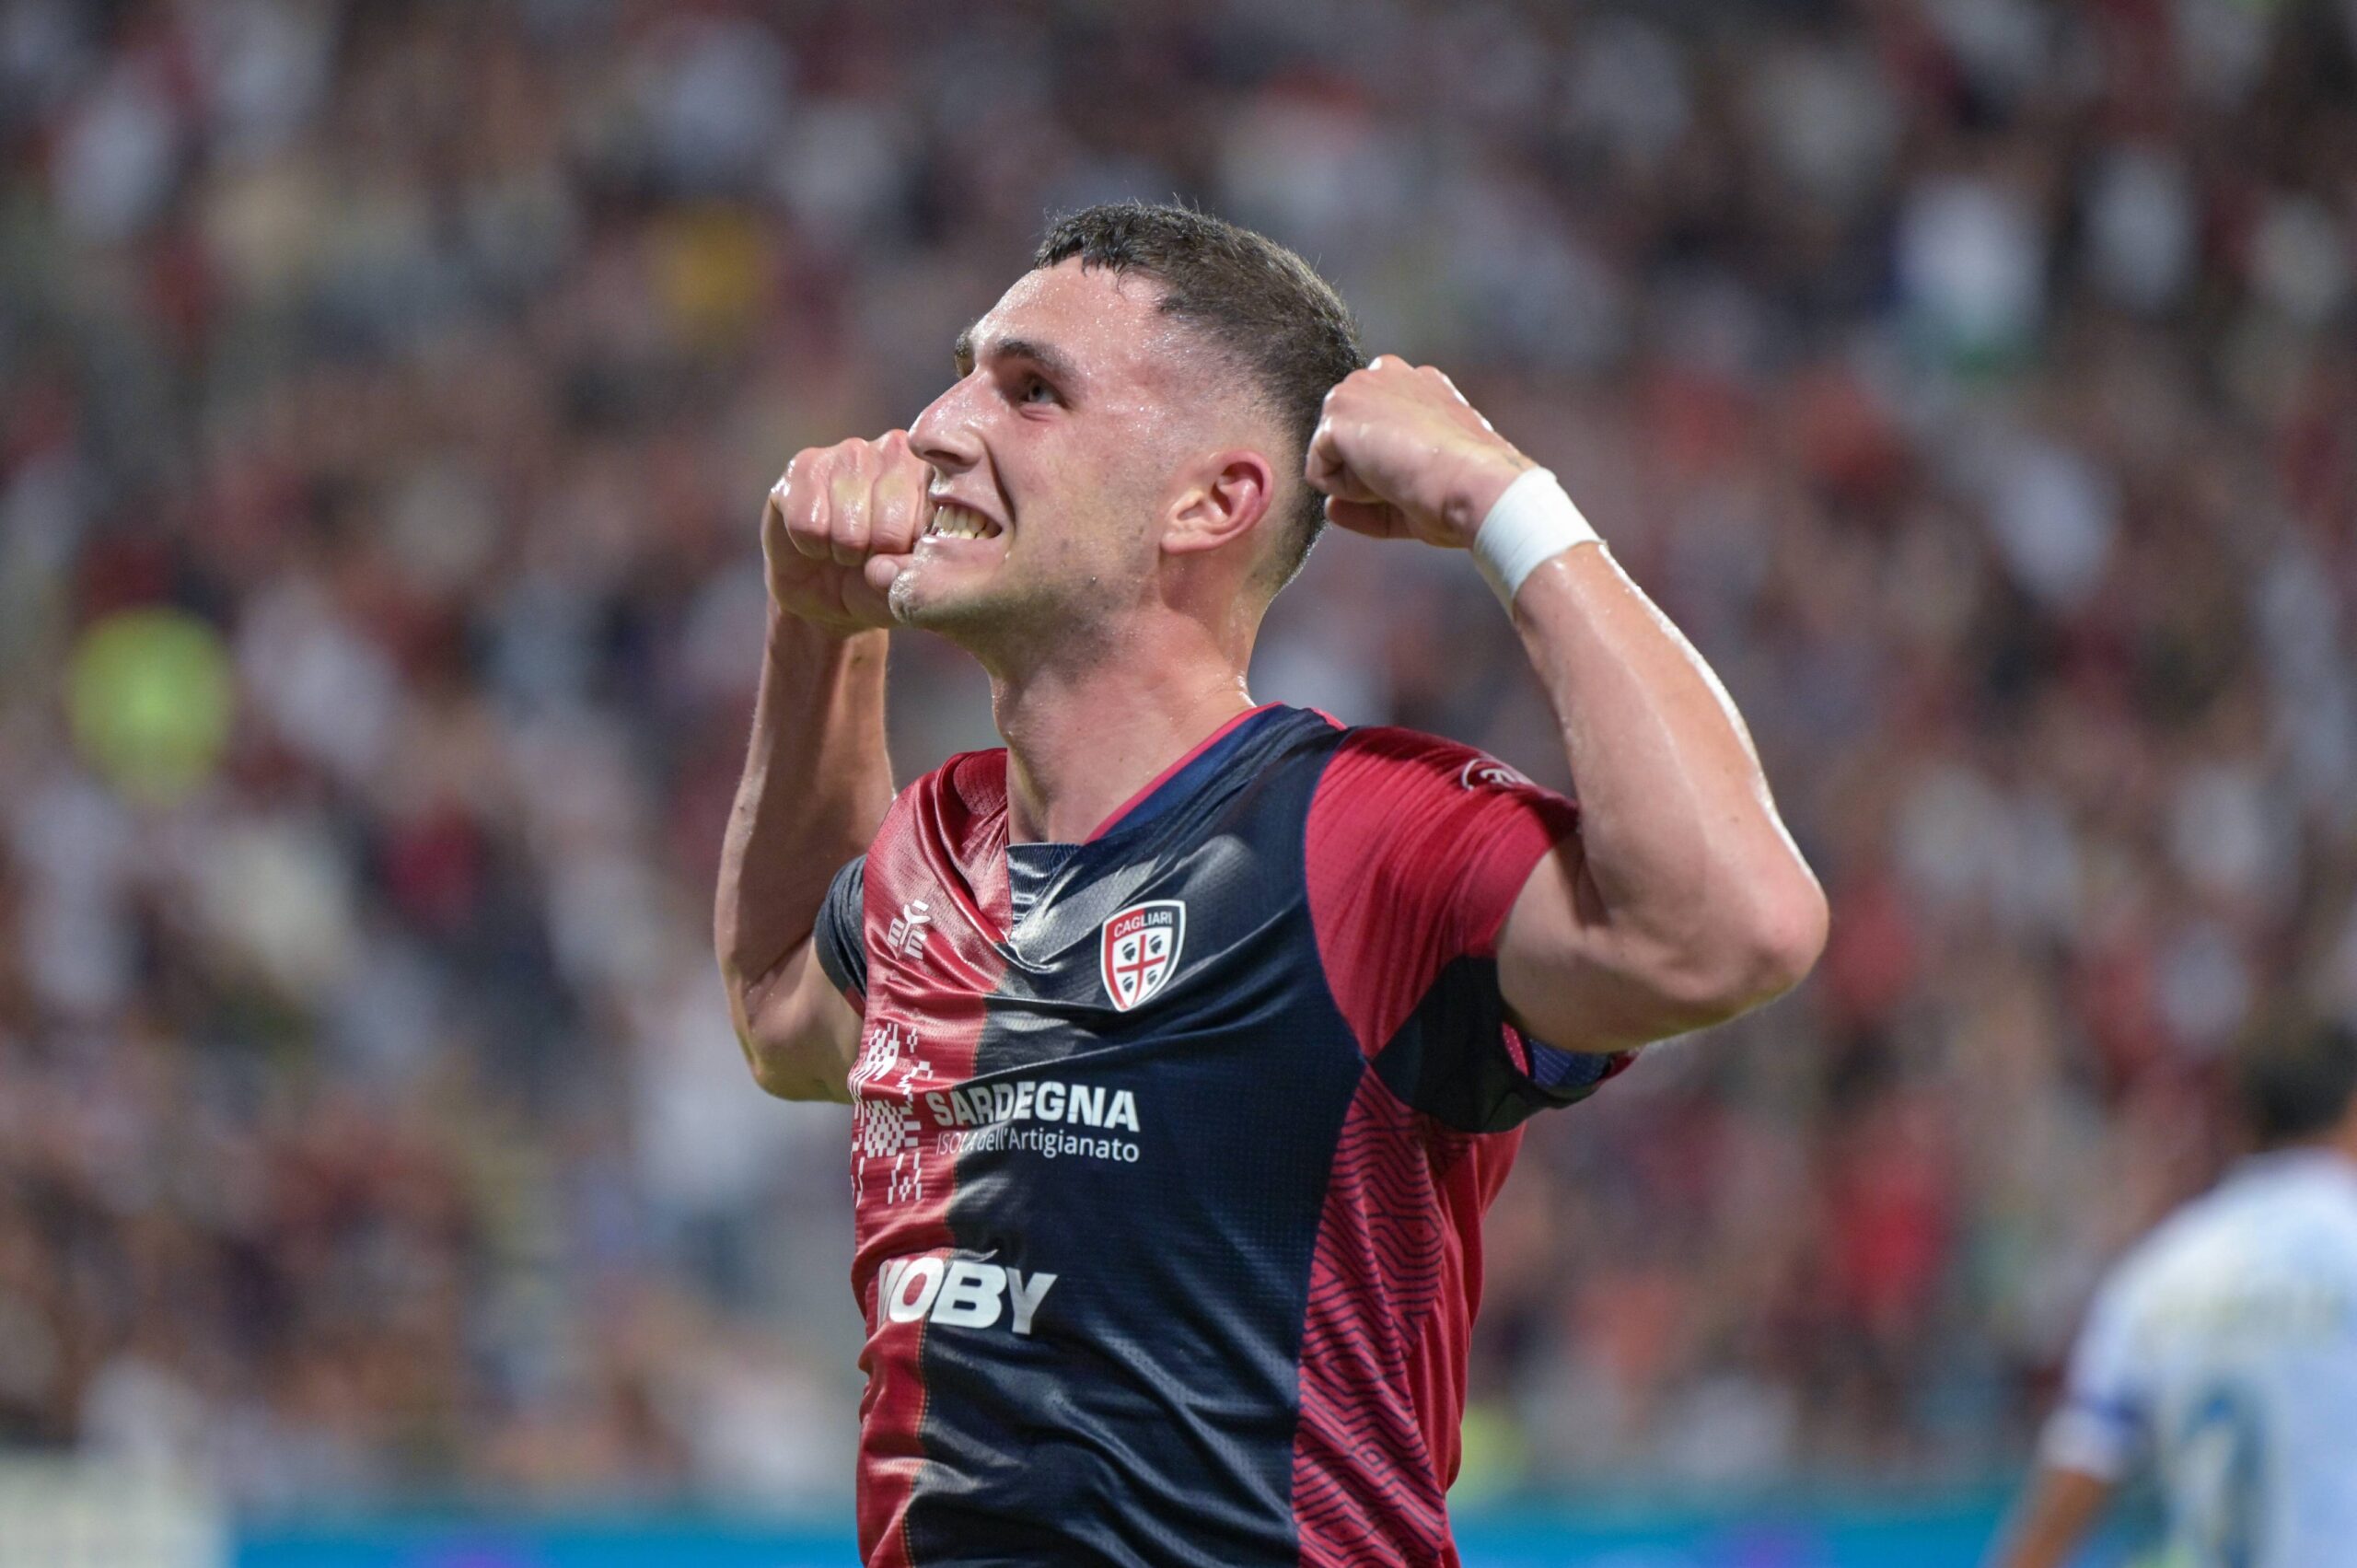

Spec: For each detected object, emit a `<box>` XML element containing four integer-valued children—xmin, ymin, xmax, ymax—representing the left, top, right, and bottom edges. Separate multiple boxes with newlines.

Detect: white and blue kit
<box><xmin>2045</xmin><ymin>1150</ymin><xmax>2357</xmax><ymax>1565</ymax></box>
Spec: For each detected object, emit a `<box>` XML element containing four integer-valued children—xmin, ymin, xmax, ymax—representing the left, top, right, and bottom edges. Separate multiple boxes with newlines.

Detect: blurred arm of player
<box><xmin>714</xmin><ymin>433</ymin><xmax>925</xmax><ymax>1101</ymax></box>
<box><xmin>1987</xmin><ymin>1465</ymin><xmax>2114</xmax><ymax>1568</ymax></box>
<box><xmin>1306</xmin><ymin>358</ymin><xmax>1829</xmax><ymax>1052</ymax></box>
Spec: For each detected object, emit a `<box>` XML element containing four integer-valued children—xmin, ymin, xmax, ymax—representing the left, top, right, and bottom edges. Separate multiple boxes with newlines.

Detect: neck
<box><xmin>990</xmin><ymin>619</ymin><xmax>1257</xmax><ymax>844</ymax></box>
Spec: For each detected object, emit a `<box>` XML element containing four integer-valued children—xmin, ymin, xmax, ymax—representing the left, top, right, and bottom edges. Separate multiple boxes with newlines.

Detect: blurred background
<box><xmin>2</xmin><ymin>0</ymin><xmax>2352</xmax><ymax>1563</ymax></box>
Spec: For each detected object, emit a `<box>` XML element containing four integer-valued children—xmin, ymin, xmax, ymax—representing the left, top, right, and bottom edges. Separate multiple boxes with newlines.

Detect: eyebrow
<box><xmin>952</xmin><ymin>327</ymin><xmax>1081</xmax><ymax>389</ymax></box>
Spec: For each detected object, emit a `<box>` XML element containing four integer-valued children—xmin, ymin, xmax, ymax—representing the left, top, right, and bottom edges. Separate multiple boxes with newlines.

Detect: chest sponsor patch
<box><xmin>1099</xmin><ymin>900</ymin><xmax>1184</xmax><ymax>1012</ymax></box>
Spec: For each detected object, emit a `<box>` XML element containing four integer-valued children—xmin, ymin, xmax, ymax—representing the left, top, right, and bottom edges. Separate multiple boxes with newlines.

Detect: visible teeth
<box><xmin>927</xmin><ymin>504</ymin><xmax>996</xmax><ymax>540</ymax></box>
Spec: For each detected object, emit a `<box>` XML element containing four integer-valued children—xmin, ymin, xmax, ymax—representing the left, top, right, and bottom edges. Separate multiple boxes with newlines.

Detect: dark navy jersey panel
<box><xmin>905</xmin><ymin>707</ymin><xmax>1362</xmax><ymax>1568</ymax></box>
<box><xmin>816</xmin><ymin>854</ymin><xmax>869</xmax><ymax>1003</ymax></box>
<box><xmin>1371</xmin><ymin>954</ymin><xmax>1621</xmax><ymax>1133</ymax></box>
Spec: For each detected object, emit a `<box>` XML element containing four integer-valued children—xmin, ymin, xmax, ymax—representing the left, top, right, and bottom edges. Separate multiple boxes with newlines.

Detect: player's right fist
<box><xmin>762</xmin><ymin>430</ymin><xmax>930</xmax><ymax>634</ymax></box>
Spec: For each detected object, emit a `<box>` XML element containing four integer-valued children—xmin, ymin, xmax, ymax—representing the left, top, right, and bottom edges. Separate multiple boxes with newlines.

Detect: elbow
<box><xmin>1708</xmin><ymin>864</ymin><xmax>1829</xmax><ymax>1016</ymax></box>
<box><xmin>724</xmin><ymin>968</ymin><xmax>853</xmax><ymax>1104</ymax></box>
<box><xmin>1650</xmin><ymin>864</ymin><xmax>1828</xmax><ymax>1028</ymax></box>
<box><xmin>746</xmin><ymin>1041</ymin><xmax>835</xmax><ymax>1102</ymax></box>
<box><xmin>738</xmin><ymin>1016</ymin><xmax>850</xmax><ymax>1102</ymax></box>
<box><xmin>1749</xmin><ymin>872</ymin><xmax>1830</xmax><ymax>1002</ymax></box>
<box><xmin>720</xmin><ymin>969</ymin><xmax>806</xmax><ymax>1102</ymax></box>
<box><xmin>741</xmin><ymin>1031</ymin><xmax>794</xmax><ymax>1098</ymax></box>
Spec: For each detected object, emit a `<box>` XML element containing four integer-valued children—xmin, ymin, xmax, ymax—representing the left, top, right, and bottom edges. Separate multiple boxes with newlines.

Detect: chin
<box><xmin>890</xmin><ymin>564</ymin><xmax>1075</xmax><ymax>660</ymax></box>
<box><xmin>890</xmin><ymin>568</ymin><xmax>1002</xmax><ymax>636</ymax></box>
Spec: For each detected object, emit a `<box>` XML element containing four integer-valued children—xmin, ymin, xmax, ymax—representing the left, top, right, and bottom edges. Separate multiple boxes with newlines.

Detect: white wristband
<box><xmin>1470</xmin><ymin>467</ymin><xmax>1600</xmax><ymax>607</ymax></box>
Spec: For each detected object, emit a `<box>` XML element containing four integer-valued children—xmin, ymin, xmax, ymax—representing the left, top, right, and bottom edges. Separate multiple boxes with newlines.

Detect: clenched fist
<box><xmin>763</xmin><ymin>431</ymin><xmax>930</xmax><ymax>634</ymax></box>
<box><xmin>1305</xmin><ymin>356</ymin><xmax>1536</xmax><ymax>548</ymax></box>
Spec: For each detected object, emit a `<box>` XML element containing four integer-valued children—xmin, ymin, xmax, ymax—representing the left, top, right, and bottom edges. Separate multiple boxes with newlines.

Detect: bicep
<box><xmin>736</xmin><ymin>942</ymin><xmax>861</xmax><ymax>1102</ymax></box>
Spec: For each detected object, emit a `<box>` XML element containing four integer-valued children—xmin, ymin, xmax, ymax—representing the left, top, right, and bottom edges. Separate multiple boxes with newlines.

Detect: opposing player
<box><xmin>714</xmin><ymin>202</ymin><xmax>1826</xmax><ymax>1567</ymax></box>
<box><xmin>1993</xmin><ymin>1019</ymin><xmax>2357</xmax><ymax>1568</ymax></box>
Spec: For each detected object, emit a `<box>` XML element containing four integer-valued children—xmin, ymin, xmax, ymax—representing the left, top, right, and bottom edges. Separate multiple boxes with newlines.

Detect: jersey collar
<box><xmin>1074</xmin><ymin>702</ymin><xmax>1291</xmax><ymax>846</ymax></box>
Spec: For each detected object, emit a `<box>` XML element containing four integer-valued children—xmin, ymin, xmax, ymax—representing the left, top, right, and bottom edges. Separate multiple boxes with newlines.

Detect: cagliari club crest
<box><xmin>1099</xmin><ymin>900</ymin><xmax>1185</xmax><ymax>1012</ymax></box>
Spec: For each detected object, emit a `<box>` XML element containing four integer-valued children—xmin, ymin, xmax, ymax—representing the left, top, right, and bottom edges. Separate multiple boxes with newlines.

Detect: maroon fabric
<box><xmin>1293</xmin><ymin>728</ymin><xmax>1579</xmax><ymax>1565</ymax></box>
<box><xmin>1294</xmin><ymin>1071</ymin><xmax>1525</xmax><ymax>1567</ymax></box>
<box><xmin>1304</xmin><ymin>727</ymin><xmax>1580</xmax><ymax>1054</ymax></box>
<box><xmin>850</xmin><ymin>750</ymin><xmax>1012</xmax><ymax>1568</ymax></box>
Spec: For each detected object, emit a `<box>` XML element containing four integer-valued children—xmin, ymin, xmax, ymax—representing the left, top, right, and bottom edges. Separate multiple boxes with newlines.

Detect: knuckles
<box><xmin>773</xmin><ymin>431</ymin><xmax>927</xmax><ymax>560</ymax></box>
<box><xmin>1323</xmin><ymin>356</ymin><xmax>1441</xmax><ymax>416</ymax></box>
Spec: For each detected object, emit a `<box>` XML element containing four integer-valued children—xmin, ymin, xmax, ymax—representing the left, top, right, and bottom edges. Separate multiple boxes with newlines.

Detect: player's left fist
<box><xmin>1305</xmin><ymin>356</ymin><xmax>1535</xmax><ymax>547</ymax></box>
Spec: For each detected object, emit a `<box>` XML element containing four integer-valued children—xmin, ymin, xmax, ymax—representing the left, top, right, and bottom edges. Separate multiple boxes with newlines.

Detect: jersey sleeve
<box><xmin>2039</xmin><ymin>1265</ymin><xmax>2154</xmax><ymax>1481</ymax></box>
<box><xmin>1305</xmin><ymin>727</ymin><xmax>1630</xmax><ymax>1132</ymax></box>
<box><xmin>812</xmin><ymin>854</ymin><xmax>868</xmax><ymax>1007</ymax></box>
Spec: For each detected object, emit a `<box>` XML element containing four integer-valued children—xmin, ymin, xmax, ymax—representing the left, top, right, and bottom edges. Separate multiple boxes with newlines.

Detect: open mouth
<box><xmin>924</xmin><ymin>502</ymin><xmax>1003</xmax><ymax>541</ymax></box>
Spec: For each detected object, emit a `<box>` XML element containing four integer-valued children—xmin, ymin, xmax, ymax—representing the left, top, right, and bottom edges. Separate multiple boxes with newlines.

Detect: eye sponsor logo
<box><xmin>1459</xmin><ymin>755</ymin><xmax>1534</xmax><ymax>792</ymax></box>
<box><xmin>1099</xmin><ymin>900</ymin><xmax>1184</xmax><ymax>1012</ymax></box>
<box><xmin>886</xmin><ymin>900</ymin><xmax>932</xmax><ymax>960</ymax></box>
<box><xmin>877</xmin><ymin>1253</ymin><xmax>1057</xmax><ymax>1336</ymax></box>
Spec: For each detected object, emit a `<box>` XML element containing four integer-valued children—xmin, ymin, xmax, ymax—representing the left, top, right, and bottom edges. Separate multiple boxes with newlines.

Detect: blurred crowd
<box><xmin>3</xmin><ymin>0</ymin><xmax>2354</xmax><ymax>1515</ymax></box>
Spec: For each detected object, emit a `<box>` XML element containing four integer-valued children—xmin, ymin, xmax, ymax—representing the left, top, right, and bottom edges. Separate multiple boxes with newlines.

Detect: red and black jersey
<box><xmin>812</xmin><ymin>704</ymin><xmax>1629</xmax><ymax>1568</ymax></box>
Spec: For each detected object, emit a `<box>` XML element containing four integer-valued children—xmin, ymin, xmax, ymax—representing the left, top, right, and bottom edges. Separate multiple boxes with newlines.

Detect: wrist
<box><xmin>1469</xmin><ymin>468</ymin><xmax>1602</xmax><ymax>608</ymax></box>
<box><xmin>769</xmin><ymin>605</ymin><xmax>887</xmax><ymax>656</ymax></box>
<box><xmin>1444</xmin><ymin>449</ymin><xmax>1538</xmax><ymax>544</ymax></box>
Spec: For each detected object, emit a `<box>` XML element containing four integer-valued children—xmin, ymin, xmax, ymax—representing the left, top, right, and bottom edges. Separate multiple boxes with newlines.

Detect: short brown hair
<box><xmin>1034</xmin><ymin>201</ymin><xmax>1362</xmax><ymax>594</ymax></box>
<box><xmin>2237</xmin><ymin>1016</ymin><xmax>2357</xmax><ymax>1148</ymax></box>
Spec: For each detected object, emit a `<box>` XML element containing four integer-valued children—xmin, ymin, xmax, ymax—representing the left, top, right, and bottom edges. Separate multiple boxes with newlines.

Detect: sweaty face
<box><xmin>893</xmin><ymin>262</ymin><xmax>1212</xmax><ymax>655</ymax></box>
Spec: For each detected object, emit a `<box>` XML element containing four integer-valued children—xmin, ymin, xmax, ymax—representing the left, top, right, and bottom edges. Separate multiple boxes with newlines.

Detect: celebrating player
<box><xmin>1993</xmin><ymin>1018</ymin><xmax>2357</xmax><ymax>1568</ymax></box>
<box><xmin>714</xmin><ymin>202</ymin><xmax>1826</xmax><ymax>1567</ymax></box>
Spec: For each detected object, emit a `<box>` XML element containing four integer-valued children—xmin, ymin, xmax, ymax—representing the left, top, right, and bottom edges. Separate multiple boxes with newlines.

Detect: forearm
<box><xmin>1511</xmin><ymin>542</ymin><xmax>1822</xmax><ymax>1007</ymax></box>
<box><xmin>1990</xmin><ymin>1466</ymin><xmax>2112</xmax><ymax>1568</ymax></box>
<box><xmin>714</xmin><ymin>613</ymin><xmax>891</xmax><ymax>1016</ymax></box>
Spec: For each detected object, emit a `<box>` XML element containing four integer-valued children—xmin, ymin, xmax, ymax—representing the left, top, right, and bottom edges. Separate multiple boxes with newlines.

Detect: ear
<box><xmin>1162</xmin><ymin>450</ymin><xmax>1276</xmax><ymax>560</ymax></box>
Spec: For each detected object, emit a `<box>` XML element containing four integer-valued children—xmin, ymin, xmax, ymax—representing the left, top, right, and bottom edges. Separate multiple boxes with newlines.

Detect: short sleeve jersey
<box><xmin>814</xmin><ymin>704</ymin><xmax>1629</xmax><ymax>1568</ymax></box>
<box><xmin>2043</xmin><ymin>1151</ymin><xmax>2357</xmax><ymax>1565</ymax></box>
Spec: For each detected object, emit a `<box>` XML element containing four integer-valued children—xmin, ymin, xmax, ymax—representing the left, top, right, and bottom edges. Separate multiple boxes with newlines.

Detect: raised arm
<box><xmin>715</xmin><ymin>432</ymin><xmax>927</xmax><ymax>1100</ymax></box>
<box><xmin>1306</xmin><ymin>358</ymin><xmax>1827</xmax><ymax>1053</ymax></box>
